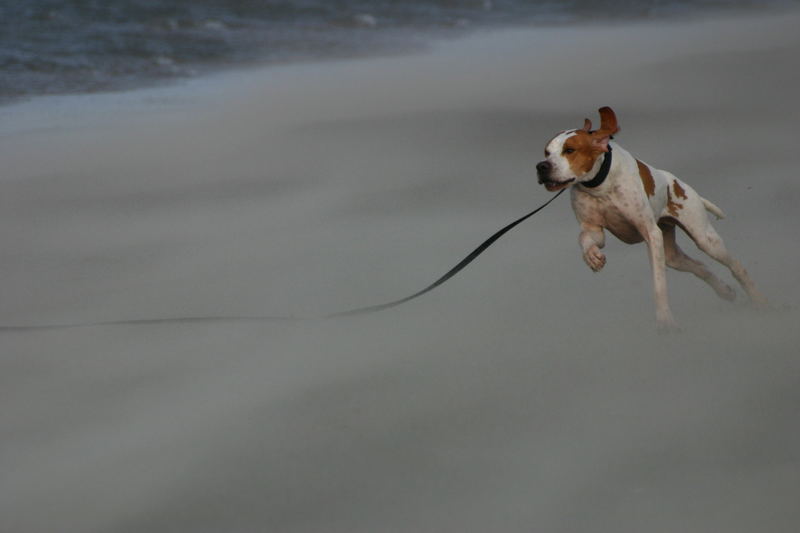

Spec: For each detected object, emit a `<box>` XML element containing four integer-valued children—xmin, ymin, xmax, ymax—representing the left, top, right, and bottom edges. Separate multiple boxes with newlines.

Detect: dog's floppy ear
<box><xmin>597</xmin><ymin>106</ymin><xmax>620</xmax><ymax>135</ymax></box>
<box><xmin>591</xmin><ymin>133</ymin><xmax>611</xmax><ymax>153</ymax></box>
<box><xmin>581</xmin><ymin>118</ymin><xmax>592</xmax><ymax>132</ymax></box>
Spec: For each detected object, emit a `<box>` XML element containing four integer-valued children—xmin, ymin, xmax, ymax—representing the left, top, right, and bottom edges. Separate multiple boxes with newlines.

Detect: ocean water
<box><xmin>0</xmin><ymin>0</ymin><xmax>795</xmax><ymax>103</ymax></box>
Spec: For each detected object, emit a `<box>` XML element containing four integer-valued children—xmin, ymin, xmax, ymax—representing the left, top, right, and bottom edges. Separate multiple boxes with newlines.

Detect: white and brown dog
<box><xmin>536</xmin><ymin>107</ymin><xmax>766</xmax><ymax>331</ymax></box>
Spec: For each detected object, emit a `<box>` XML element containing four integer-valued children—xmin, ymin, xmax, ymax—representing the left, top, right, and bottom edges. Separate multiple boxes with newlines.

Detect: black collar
<box><xmin>580</xmin><ymin>146</ymin><xmax>612</xmax><ymax>188</ymax></box>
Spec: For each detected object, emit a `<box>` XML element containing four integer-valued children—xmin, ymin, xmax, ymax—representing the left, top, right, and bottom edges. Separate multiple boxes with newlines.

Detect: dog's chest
<box><xmin>571</xmin><ymin>185</ymin><xmax>647</xmax><ymax>244</ymax></box>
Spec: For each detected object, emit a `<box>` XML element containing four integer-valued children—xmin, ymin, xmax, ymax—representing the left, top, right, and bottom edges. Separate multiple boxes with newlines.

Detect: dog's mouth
<box><xmin>539</xmin><ymin>177</ymin><xmax>575</xmax><ymax>192</ymax></box>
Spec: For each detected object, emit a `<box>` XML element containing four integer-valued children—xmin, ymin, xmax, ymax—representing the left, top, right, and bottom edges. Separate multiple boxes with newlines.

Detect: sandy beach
<box><xmin>2</xmin><ymin>9</ymin><xmax>800</xmax><ymax>533</ymax></box>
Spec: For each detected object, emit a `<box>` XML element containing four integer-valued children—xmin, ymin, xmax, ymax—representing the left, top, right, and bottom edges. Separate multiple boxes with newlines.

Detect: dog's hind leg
<box><xmin>683</xmin><ymin>220</ymin><xmax>768</xmax><ymax>307</ymax></box>
<box><xmin>661</xmin><ymin>176</ymin><xmax>767</xmax><ymax>307</ymax></box>
<box><xmin>660</xmin><ymin>222</ymin><xmax>736</xmax><ymax>301</ymax></box>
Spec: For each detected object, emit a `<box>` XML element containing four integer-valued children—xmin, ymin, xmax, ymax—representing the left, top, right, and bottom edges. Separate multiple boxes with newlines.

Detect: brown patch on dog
<box><xmin>637</xmin><ymin>160</ymin><xmax>655</xmax><ymax>197</ymax></box>
<box><xmin>562</xmin><ymin>131</ymin><xmax>603</xmax><ymax>176</ymax></box>
<box><xmin>672</xmin><ymin>180</ymin><xmax>688</xmax><ymax>200</ymax></box>
<box><xmin>666</xmin><ymin>187</ymin><xmax>683</xmax><ymax>217</ymax></box>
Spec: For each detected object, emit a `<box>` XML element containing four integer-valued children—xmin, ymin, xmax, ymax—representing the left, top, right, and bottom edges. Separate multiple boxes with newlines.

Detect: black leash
<box><xmin>329</xmin><ymin>188</ymin><xmax>565</xmax><ymax>318</ymax></box>
<box><xmin>0</xmin><ymin>190</ymin><xmax>565</xmax><ymax>331</ymax></box>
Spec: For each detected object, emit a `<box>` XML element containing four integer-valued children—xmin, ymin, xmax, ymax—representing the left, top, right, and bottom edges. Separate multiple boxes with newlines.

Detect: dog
<box><xmin>536</xmin><ymin>107</ymin><xmax>767</xmax><ymax>331</ymax></box>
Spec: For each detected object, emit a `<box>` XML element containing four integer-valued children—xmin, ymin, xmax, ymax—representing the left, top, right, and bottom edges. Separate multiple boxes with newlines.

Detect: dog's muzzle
<box><xmin>536</xmin><ymin>160</ymin><xmax>574</xmax><ymax>191</ymax></box>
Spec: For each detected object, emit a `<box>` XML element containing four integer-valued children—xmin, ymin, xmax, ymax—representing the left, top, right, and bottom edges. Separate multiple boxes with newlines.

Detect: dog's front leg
<box><xmin>579</xmin><ymin>222</ymin><xmax>606</xmax><ymax>272</ymax></box>
<box><xmin>642</xmin><ymin>225</ymin><xmax>679</xmax><ymax>332</ymax></box>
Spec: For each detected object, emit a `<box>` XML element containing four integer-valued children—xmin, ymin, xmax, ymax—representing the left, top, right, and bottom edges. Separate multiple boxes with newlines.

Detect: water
<box><xmin>0</xmin><ymin>0</ymin><xmax>795</xmax><ymax>103</ymax></box>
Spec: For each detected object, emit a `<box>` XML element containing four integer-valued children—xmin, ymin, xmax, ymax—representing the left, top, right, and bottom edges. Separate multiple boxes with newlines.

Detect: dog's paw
<box><xmin>716</xmin><ymin>284</ymin><xmax>736</xmax><ymax>302</ymax></box>
<box><xmin>656</xmin><ymin>320</ymin><xmax>682</xmax><ymax>334</ymax></box>
<box><xmin>749</xmin><ymin>294</ymin><xmax>771</xmax><ymax>310</ymax></box>
<box><xmin>583</xmin><ymin>247</ymin><xmax>606</xmax><ymax>272</ymax></box>
<box><xmin>656</xmin><ymin>315</ymin><xmax>682</xmax><ymax>334</ymax></box>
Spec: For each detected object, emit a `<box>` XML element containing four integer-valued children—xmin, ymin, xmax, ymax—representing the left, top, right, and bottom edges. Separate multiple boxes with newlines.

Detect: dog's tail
<box><xmin>701</xmin><ymin>197</ymin><xmax>725</xmax><ymax>220</ymax></box>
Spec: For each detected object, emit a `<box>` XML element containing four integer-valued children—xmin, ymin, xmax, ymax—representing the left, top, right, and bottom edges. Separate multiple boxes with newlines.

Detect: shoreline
<box><xmin>3</xmin><ymin>1</ymin><xmax>796</xmax><ymax>107</ymax></box>
<box><xmin>3</xmin><ymin>5</ymin><xmax>799</xmax><ymax>131</ymax></box>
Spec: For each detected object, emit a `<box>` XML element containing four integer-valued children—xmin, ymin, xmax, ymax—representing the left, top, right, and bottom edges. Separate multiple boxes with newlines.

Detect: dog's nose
<box><xmin>536</xmin><ymin>161</ymin><xmax>551</xmax><ymax>174</ymax></box>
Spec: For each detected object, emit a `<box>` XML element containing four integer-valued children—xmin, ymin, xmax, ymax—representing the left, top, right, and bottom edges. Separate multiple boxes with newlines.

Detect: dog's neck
<box><xmin>580</xmin><ymin>145</ymin><xmax>613</xmax><ymax>189</ymax></box>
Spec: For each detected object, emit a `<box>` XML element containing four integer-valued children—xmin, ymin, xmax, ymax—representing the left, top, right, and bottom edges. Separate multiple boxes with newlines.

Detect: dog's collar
<box><xmin>580</xmin><ymin>146</ymin><xmax>612</xmax><ymax>189</ymax></box>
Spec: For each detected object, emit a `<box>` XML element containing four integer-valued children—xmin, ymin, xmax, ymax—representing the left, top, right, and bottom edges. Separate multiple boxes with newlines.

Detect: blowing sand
<box><xmin>2</xmin><ymin>9</ymin><xmax>800</xmax><ymax>533</ymax></box>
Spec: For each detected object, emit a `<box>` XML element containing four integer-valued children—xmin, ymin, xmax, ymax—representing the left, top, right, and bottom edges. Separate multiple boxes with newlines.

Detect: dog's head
<box><xmin>536</xmin><ymin>107</ymin><xmax>620</xmax><ymax>192</ymax></box>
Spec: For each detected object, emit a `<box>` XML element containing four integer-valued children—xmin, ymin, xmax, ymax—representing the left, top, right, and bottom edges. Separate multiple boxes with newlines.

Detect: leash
<box><xmin>0</xmin><ymin>189</ymin><xmax>565</xmax><ymax>331</ymax></box>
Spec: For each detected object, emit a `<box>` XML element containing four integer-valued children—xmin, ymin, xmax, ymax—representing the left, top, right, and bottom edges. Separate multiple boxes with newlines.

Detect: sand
<box><xmin>2</xmin><ymin>9</ymin><xmax>800</xmax><ymax>533</ymax></box>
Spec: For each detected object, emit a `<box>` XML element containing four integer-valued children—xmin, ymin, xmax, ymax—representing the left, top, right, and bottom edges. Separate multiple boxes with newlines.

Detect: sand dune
<box><xmin>2</xmin><ymin>9</ymin><xmax>799</xmax><ymax>533</ymax></box>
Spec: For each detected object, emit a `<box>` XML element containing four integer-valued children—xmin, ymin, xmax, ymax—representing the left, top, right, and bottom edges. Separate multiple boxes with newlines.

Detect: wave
<box><xmin>1</xmin><ymin>0</ymin><xmax>795</xmax><ymax>103</ymax></box>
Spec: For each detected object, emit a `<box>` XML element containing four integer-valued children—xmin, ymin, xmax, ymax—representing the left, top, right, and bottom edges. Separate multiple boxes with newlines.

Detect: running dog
<box><xmin>536</xmin><ymin>107</ymin><xmax>767</xmax><ymax>331</ymax></box>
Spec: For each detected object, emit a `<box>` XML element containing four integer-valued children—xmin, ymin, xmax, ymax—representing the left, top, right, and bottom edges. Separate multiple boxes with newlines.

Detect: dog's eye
<box><xmin>563</xmin><ymin>148</ymin><xmax>575</xmax><ymax>154</ymax></box>
<box><xmin>544</xmin><ymin>150</ymin><xmax>551</xmax><ymax>157</ymax></box>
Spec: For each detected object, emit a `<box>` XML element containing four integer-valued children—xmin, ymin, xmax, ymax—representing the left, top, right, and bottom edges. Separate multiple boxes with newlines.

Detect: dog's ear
<box><xmin>581</xmin><ymin>118</ymin><xmax>592</xmax><ymax>132</ymax></box>
<box><xmin>591</xmin><ymin>133</ymin><xmax>611</xmax><ymax>152</ymax></box>
<box><xmin>598</xmin><ymin>106</ymin><xmax>620</xmax><ymax>135</ymax></box>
